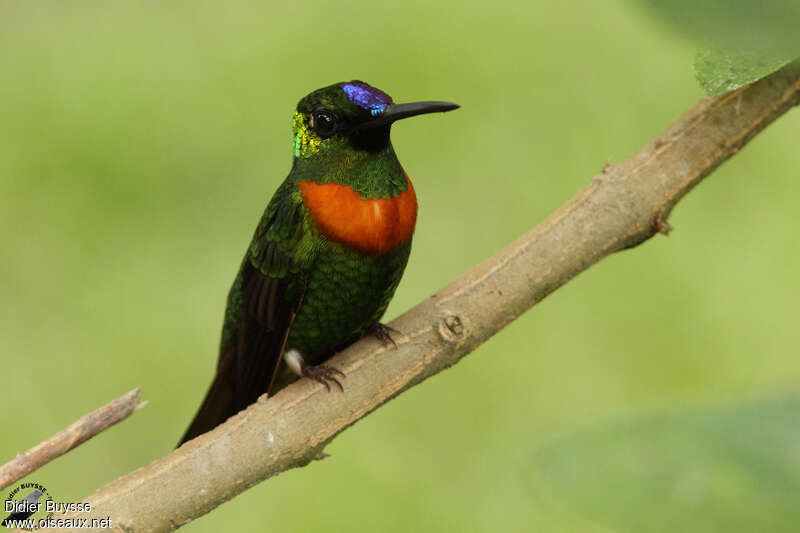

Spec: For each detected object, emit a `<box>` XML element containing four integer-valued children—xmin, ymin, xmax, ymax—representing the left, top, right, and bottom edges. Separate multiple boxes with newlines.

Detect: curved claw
<box><xmin>364</xmin><ymin>322</ymin><xmax>400</xmax><ymax>349</ymax></box>
<box><xmin>302</xmin><ymin>364</ymin><xmax>345</xmax><ymax>392</ymax></box>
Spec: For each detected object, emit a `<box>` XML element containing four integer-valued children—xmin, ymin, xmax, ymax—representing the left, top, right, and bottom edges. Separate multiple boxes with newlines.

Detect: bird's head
<box><xmin>292</xmin><ymin>81</ymin><xmax>458</xmax><ymax>159</ymax></box>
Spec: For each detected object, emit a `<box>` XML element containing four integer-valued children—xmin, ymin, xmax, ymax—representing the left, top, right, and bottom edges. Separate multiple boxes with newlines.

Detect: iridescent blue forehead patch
<box><xmin>340</xmin><ymin>82</ymin><xmax>393</xmax><ymax>116</ymax></box>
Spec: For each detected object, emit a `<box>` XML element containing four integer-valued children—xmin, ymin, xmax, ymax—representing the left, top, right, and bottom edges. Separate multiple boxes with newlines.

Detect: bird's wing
<box><xmin>179</xmin><ymin>182</ymin><xmax>316</xmax><ymax>444</ymax></box>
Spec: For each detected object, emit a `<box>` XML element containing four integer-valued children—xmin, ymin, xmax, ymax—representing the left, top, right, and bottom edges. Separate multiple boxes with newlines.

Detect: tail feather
<box><xmin>178</xmin><ymin>261</ymin><xmax>301</xmax><ymax>447</ymax></box>
<box><xmin>178</xmin><ymin>352</ymin><xmax>236</xmax><ymax>446</ymax></box>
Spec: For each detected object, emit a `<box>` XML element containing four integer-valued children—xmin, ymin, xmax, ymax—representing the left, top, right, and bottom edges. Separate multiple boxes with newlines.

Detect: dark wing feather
<box><xmin>179</xmin><ymin>183</ymin><xmax>311</xmax><ymax>445</ymax></box>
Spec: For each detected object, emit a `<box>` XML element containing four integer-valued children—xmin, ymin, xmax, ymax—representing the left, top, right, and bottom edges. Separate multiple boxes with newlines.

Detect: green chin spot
<box><xmin>292</xmin><ymin>111</ymin><xmax>321</xmax><ymax>158</ymax></box>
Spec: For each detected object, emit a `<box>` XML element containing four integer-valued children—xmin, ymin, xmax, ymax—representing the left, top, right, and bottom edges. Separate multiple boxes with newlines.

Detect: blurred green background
<box><xmin>2</xmin><ymin>1</ymin><xmax>799</xmax><ymax>532</ymax></box>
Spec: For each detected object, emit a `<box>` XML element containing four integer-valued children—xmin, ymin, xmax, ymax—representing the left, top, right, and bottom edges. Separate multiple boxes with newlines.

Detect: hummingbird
<box><xmin>179</xmin><ymin>81</ymin><xmax>458</xmax><ymax>444</ymax></box>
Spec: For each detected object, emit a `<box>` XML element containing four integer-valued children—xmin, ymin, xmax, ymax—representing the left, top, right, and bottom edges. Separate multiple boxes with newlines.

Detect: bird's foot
<box><xmin>302</xmin><ymin>363</ymin><xmax>345</xmax><ymax>392</ymax></box>
<box><xmin>364</xmin><ymin>322</ymin><xmax>400</xmax><ymax>349</ymax></box>
<box><xmin>284</xmin><ymin>348</ymin><xmax>345</xmax><ymax>392</ymax></box>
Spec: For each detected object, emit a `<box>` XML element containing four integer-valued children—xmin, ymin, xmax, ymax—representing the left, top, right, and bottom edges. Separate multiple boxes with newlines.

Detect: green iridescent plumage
<box><xmin>180</xmin><ymin>81</ymin><xmax>457</xmax><ymax>444</ymax></box>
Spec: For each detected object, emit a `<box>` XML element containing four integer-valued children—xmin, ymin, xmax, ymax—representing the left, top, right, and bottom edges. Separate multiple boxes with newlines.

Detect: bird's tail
<box><xmin>178</xmin><ymin>353</ymin><xmax>237</xmax><ymax>446</ymax></box>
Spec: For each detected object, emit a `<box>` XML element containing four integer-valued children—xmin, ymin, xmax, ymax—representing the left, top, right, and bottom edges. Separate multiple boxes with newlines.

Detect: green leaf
<box><xmin>531</xmin><ymin>396</ymin><xmax>800</xmax><ymax>533</ymax></box>
<box><xmin>633</xmin><ymin>0</ymin><xmax>800</xmax><ymax>93</ymax></box>
<box><xmin>694</xmin><ymin>49</ymin><xmax>793</xmax><ymax>95</ymax></box>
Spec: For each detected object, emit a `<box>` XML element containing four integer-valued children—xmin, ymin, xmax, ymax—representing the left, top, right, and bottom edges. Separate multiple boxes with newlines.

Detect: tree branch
<box><xmin>38</xmin><ymin>61</ymin><xmax>800</xmax><ymax>532</ymax></box>
<box><xmin>0</xmin><ymin>389</ymin><xmax>145</xmax><ymax>491</ymax></box>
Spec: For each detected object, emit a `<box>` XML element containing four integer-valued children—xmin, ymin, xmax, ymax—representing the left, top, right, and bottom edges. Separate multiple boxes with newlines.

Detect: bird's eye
<box><xmin>311</xmin><ymin>109</ymin><xmax>337</xmax><ymax>137</ymax></box>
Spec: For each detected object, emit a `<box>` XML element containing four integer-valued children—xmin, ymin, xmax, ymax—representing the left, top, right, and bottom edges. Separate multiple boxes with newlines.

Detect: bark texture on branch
<box><xmin>0</xmin><ymin>389</ymin><xmax>145</xmax><ymax>491</ymax></box>
<box><xmin>35</xmin><ymin>61</ymin><xmax>800</xmax><ymax>532</ymax></box>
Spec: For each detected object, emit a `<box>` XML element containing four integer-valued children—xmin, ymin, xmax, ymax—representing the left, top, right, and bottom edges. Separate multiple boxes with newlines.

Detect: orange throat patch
<box><xmin>298</xmin><ymin>174</ymin><xmax>417</xmax><ymax>255</ymax></box>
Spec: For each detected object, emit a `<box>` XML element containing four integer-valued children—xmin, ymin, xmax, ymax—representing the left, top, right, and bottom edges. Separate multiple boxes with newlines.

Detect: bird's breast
<box><xmin>298</xmin><ymin>174</ymin><xmax>417</xmax><ymax>255</ymax></box>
